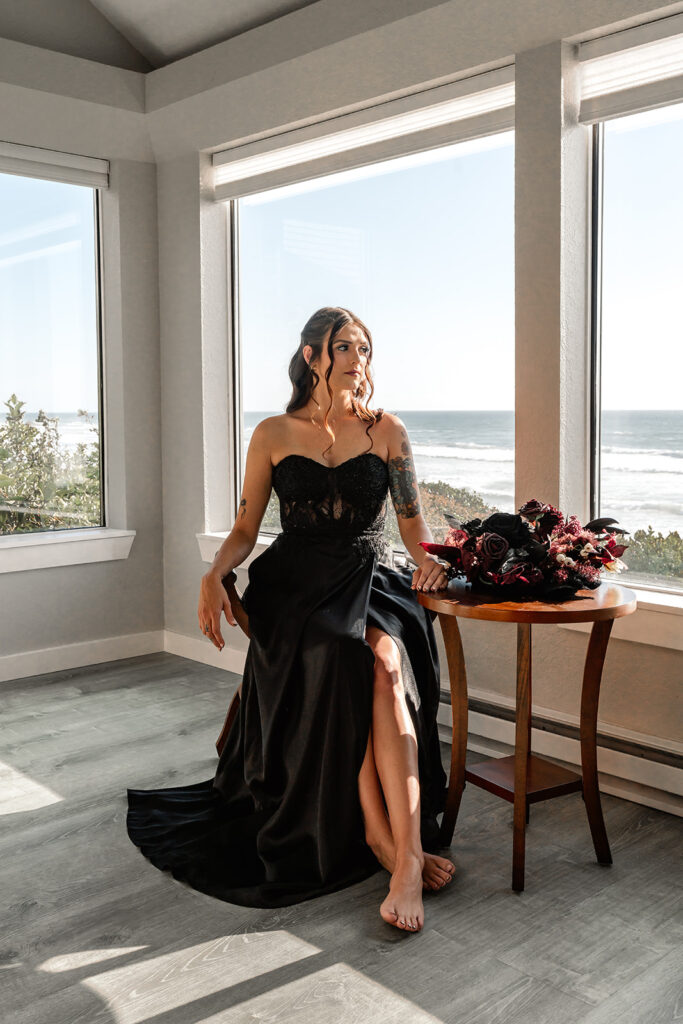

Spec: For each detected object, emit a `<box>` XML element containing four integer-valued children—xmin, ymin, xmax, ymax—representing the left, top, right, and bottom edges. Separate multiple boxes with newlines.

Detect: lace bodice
<box><xmin>271</xmin><ymin>451</ymin><xmax>390</xmax><ymax>561</ymax></box>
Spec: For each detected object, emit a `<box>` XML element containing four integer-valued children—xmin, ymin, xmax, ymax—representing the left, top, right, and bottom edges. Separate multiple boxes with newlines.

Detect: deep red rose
<box><xmin>518</xmin><ymin>498</ymin><xmax>546</xmax><ymax>519</ymax></box>
<box><xmin>536</xmin><ymin>505</ymin><xmax>564</xmax><ymax>539</ymax></box>
<box><xmin>479</xmin><ymin>532</ymin><xmax>509</xmax><ymax>562</ymax></box>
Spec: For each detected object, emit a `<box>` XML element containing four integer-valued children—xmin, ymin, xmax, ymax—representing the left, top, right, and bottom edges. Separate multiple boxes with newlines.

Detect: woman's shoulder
<box><xmin>250</xmin><ymin>413</ymin><xmax>291</xmax><ymax>439</ymax></box>
<box><xmin>371</xmin><ymin>410</ymin><xmax>407</xmax><ymax>444</ymax></box>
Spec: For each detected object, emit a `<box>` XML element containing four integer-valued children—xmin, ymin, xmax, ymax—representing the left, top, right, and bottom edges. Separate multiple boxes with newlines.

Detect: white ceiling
<box><xmin>0</xmin><ymin>0</ymin><xmax>323</xmax><ymax>70</ymax></box>
<box><xmin>88</xmin><ymin>0</ymin><xmax>323</xmax><ymax>67</ymax></box>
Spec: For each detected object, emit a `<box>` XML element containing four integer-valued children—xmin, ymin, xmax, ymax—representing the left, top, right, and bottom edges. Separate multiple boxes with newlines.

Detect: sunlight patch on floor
<box><xmin>200</xmin><ymin>961</ymin><xmax>446</xmax><ymax>1024</ymax></box>
<box><xmin>78</xmin><ymin>931</ymin><xmax>322</xmax><ymax>1024</ymax></box>
<box><xmin>0</xmin><ymin>760</ymin><xmax>64</xmax><ymax>814</ymax></box>
<box><xmin>39</xmin><ymin>948</ymin><xmax>149</xmax><ymax>972</ymax></box>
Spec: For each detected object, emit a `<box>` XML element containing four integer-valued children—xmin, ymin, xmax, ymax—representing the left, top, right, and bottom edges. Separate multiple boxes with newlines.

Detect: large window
<box><xmin>238</xmin><ymin>132</ymin><xmax>514</xmax><ymax>555</ymax></box>
<box><xmin>0</xmin><ymin>173</ymin><xmax>102</xmax><ymax>535</ymax></box>
<box><xmin>595</xmin><ymin>104</ymin><xmax>683</xmax><ymax>592</ymax></box>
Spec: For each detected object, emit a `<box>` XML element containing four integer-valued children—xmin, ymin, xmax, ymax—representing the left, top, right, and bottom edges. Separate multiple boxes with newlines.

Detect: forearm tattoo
<box><xmin>238</xmin><ymin>498</ymin><xmax>247</xmax><ymax>520</ymax></box>
<box><xmin>388</xmin><ymin>435</ymin><xmax>420</xmax><ymax>518</ymax></box>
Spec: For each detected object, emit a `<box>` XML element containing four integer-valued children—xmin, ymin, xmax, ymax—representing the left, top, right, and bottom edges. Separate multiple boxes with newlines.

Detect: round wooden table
<box><xmin>417</xmin><ymin>580</ymin><xmax>637</xmax><ymax>892</ymax></box>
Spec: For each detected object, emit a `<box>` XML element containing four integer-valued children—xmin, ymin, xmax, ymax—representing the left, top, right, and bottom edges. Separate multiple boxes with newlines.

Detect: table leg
<box><xmin>581</xmin><ymin>618</ymin><xmax>614</xmax><ymax>866</ymax></box>
<box><xmin>513</xmin><ymin>622</ymin><xmax>532</xmax><ymax>892</ymax></box>
<box><xmin>438</xmin><ymin>613</ymin><xmax>468</xmax><ymax>846</ymax></box>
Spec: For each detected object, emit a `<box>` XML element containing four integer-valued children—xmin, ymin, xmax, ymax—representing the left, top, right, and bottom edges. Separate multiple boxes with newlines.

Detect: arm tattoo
<box><xmin>238</xmin><ymin>498</ymin><xmax>247</xmax><ymax>520</ymax></box>
<box><xmin>388</xmin><ymin>433</ymin><xmax>420</xmax><ymax>518</ymax></box>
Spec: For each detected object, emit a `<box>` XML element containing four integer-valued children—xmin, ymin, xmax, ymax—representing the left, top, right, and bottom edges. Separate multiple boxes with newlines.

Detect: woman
<box><xmin>127</xmin><ymin>306</ymin><xmax>453</xmax><ymax>933</ymax></box>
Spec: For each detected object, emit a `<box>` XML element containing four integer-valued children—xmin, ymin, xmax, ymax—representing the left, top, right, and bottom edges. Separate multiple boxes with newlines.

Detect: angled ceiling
<box><xmin>0</xmin><ymin>0</ymin><xmax>324</xmax><ymax>70</ymax></box>
<box><xmin>88</xmin><ymin>0</ymin><xmax>324</xmax><ymax>68</ymax></box>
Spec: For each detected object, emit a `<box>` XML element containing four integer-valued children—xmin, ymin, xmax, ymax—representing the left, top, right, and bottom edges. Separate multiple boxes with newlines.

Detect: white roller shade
<box><xmin>579</xmin><ymin>16</ymin><xmax>683</xmax><ymax>122</ymax></box>
<box><xmin>0</xmin><ymin>140</ymin><xmax>109</xmax><ymax>188</ymax></box>
<box><xmin>212</xmin><ymin>66</ymin><xmax>514</xmax><ymax>201</ymax></box>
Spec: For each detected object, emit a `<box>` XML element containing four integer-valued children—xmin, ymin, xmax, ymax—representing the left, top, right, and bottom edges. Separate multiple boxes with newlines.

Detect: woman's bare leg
<box><xmin>358</xmin><ymin>728</ymin><xmax>455</xmax><ymax>890</ymax></box>
<box><xmin>363</xmin><ymin>625</ymin><xmax>429</xmax><ymax>931</ymax></box>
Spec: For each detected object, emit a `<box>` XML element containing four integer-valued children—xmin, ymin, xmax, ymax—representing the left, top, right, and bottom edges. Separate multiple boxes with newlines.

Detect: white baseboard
<box><xmin>163</xmin><ymin>629</ymin><xmax>246</xmax><ymax>675</ymax></box>
<box><xmin>0</xmin><ymin>628</ymin><xmax>248</xmax><ymax>684</ymax></box>
<box><xmin>0</xmin><ymin>630</ymin><xmax>165</xmax><ymax>683</ymax></box>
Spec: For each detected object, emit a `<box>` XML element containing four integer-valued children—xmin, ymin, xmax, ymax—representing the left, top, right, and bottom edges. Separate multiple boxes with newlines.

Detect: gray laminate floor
<box><xmin>2</xmin><ymin>652</ymin><xmax>681</xmax><ymax>1024</ymax></box>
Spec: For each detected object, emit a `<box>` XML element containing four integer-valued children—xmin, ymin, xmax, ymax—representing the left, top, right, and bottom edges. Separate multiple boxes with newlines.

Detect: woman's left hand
<box><xmin>411</xmin><ymin>553</ymin><xmax>449</xmax><ymax>593</ymax></box>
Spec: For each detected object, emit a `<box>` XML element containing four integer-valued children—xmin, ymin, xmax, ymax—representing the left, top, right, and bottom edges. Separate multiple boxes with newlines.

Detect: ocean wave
<box><xmin>602</xmin><ymin>446</ymin><xmax>683</xmax><ymax>458</ymax></box>
<box><xmin>599</xmin><ymin>499</ymin><xmax>683</xmax><ymax>514</ymax></box>
<box><xmin>412</xmin><ymin>443</ymin><xmax>513</xmax><ymax>463</ymax></box>
<box><xmin>602</xmin><ymin>453</ymin><xmax>682</xmax><ymax>474</ymax></box>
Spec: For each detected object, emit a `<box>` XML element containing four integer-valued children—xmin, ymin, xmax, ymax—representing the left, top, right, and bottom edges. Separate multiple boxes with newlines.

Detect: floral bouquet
<box><xmin>420</xmin><ymin>499</ymin><xmax>630</xmax><ymax>601</ymax></box>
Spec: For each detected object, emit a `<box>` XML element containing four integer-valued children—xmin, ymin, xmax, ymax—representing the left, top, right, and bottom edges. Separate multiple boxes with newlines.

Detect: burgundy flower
<box><xmin>536</xmin><ymin>505</ymin><xmax>564</xmax><ymax>539</ymax></box>
<box><xmin>518</xmin><ymin>498</ymin><xmax>546</xmax><ymax>519</ymax></box>
<box><xmin>478</xmin><ymin>532</ymin><xmax>509</xmax><ymax>564</ymax></box>
<box><xmin>563</xmin><ymin>515</ymin><xmax>582</xmax><ymax>537</ymax></box>
<box><xmin>494</xmin><ymin>562</ymin><xmax>543</xmax><ymax>587</ymax></box>
<box><xmin>460</xmin><ymin>538</ymin><xmax>479</xmax><ymax>574</ymax></box>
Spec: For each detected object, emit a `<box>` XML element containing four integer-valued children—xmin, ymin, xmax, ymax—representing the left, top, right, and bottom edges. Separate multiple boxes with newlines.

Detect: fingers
<box><xmin>198</xmin><ymin>612</ymin><xmax>224</xmax><ymax>651</ymax></box>
<box><xmin>411</xmin><ymin>562</ymin><xmax>449</xmax><ymax>593</ymax></box>
<box><xmin>223</xmin><ymin>599</ymin><xmax>237</xmax><ymax>628</ymax></box>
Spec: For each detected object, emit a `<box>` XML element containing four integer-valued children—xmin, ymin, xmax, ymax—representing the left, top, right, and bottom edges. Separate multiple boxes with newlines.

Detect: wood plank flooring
<box><xmin>2</xmin><ymin>652</ymin><xmax>681</xmax><ymax>1024</ymax></box>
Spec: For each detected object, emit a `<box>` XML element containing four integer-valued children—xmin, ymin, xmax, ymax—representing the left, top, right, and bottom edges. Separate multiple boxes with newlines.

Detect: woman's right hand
<box><xmin>198</xmin><ymin>571</ymin><xmax>237</xmax><ymax>650</ymax></box>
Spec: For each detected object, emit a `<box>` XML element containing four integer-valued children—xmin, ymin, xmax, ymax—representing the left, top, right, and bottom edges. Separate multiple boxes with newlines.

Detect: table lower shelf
<box><xmin>465</xmin><ymin>754</ymin><xmax>583</xmax><ymax>804</ymax></box>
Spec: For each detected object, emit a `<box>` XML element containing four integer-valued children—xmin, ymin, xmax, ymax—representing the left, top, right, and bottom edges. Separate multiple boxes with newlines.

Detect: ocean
<box><xmin>245</xmin><ymin>409</ymin><xmax>683</xmax><ymax>538</ymax></box>
<box><xmin>21</xmin><ymin>408</ymin><xmax>682</xmax><ymax>537</ymax></box>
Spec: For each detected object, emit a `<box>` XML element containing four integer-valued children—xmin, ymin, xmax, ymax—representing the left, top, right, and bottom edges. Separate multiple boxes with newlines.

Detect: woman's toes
<box><xmin>379</xmin><ymin>901</ymin><xmax>399</xmax><ymax>926</ymax></box>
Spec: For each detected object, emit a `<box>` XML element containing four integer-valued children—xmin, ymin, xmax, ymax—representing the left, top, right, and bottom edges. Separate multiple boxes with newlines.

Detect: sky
<box><xmin>1</xmin><ymin>105</ymin><xmax>681</xmax><ymax>416</ymax></box>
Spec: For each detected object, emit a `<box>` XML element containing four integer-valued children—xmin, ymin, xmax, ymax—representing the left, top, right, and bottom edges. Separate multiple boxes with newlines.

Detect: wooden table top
<box><xmin>417</xmin><ymin>578</ymin><xmax>637</xmax><ymax>623</ymax></box>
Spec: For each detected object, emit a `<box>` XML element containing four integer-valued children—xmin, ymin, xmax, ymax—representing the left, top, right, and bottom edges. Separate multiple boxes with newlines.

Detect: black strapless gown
<box><xmin>126</xmin><ymin>452</ymin><xmax>447</xmax><ymax>908</ymax></box>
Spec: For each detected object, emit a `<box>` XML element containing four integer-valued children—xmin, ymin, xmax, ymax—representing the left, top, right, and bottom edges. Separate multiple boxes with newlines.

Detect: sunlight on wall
<box><xmin>0</xmin><ymin>759</ymin><xmax>64</xmax><ymax>814</ymax></box>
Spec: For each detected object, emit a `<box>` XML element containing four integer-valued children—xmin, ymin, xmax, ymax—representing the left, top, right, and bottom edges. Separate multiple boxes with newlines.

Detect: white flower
<box><xmin>604</xmin><ymin>557</ymin><xmax>627</xmax><ymax>573</ymax></box>
<box><xmin>556</xmin><ymin>553</ymin><xmax>577</xmax><ymax>567</ymax></box>
<box><xmin>580</xmin><ymin>543</ymin><xmax>595</xmax><ymax>557</ymax></box>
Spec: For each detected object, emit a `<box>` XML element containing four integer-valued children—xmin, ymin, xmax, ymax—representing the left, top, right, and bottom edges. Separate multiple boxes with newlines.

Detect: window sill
<box><xmin>558</xmin><ymin>586</ymin><xmax>682</xmax><ymax>651</ymax></box>
<box><xmin>0</xmin><ymin>527</ymin><xmax>136</xmax><ymax>574</ymax></box>
<box><xmin>197</xmin><ymin>530</ymin><xmax>277</xmax><ymax>572</ymax></box>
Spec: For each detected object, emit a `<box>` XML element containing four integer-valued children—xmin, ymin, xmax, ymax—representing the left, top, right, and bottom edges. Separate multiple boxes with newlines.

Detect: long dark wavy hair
<box><xmin>286</xmin><ymin>306</ymin><xmax>383</xmax><ymax>460</ymax></box>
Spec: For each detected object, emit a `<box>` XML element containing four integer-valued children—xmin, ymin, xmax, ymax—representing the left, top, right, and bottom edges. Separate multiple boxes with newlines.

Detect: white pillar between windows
<box><xmin>514</xmin><ymin>41</ymin><xmax>592</xmax><ymax>521</ymax></box>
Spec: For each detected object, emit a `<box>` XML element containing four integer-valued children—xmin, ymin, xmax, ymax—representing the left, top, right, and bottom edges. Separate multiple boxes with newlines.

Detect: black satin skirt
<box><xmin>126</xmin><ymin>535</ymin><xmax>447</xmax><ymax>908</ymax></box>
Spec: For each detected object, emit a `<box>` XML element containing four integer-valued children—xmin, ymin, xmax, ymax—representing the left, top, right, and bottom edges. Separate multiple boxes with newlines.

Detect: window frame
<box><xmin>229</xmin><ymin>126</ymin><xmax>516</xmax><ymax>563</ymax></box>
<box><xmin>589</xmin><ymin>113</ymin><xmax>683</xmax><ymax>599</ymax></box>
<box><xmin>0</xmin><ymin>158</ymin><xmax>136</xmax><ymax>572</ymax></box>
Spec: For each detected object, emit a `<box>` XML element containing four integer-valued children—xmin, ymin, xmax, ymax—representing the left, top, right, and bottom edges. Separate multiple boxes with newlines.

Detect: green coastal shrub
<box><xmin>0</xmin><ymin>394</ymin><xmax>100</xmax><ymax>533</ymax></box>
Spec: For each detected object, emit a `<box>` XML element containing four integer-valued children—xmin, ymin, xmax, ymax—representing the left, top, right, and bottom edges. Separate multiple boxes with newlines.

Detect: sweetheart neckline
<box><xmin>272</xmin><ymin>452</ymin><xmax>388</xmax><ymax>472</ymax></box>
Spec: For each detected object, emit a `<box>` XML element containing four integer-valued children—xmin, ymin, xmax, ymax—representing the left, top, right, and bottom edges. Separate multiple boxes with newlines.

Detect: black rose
<box><xmin>480</xmin><ymin>513</ymin><xmax>531</xmax><ymax>547</ymax></box>
<box><xmin>460</xmin><ymin>517</ymin><xmax>485</xmax><ymax>536</ymax></box>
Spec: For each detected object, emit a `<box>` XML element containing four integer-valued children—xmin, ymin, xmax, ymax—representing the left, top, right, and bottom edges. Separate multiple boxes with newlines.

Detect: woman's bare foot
<box><xmin>380</xmin><ymin>852</ymin><xmax>425</xmax><ymax>932</ymax></box>
<box><xmin>422</xmin><ymin>853</ymin><xmax>456</xmax><ymax>891</ymax></box>
<box><xmin>369</xmin><ymin>833</ymin><xmax>455</xmax><ymax>891</ymax></box>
